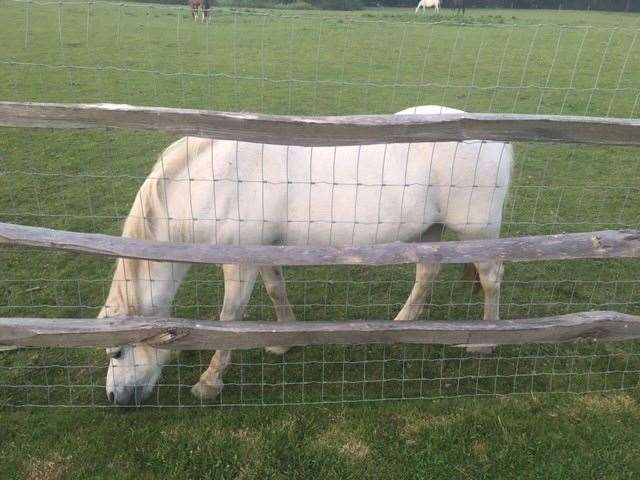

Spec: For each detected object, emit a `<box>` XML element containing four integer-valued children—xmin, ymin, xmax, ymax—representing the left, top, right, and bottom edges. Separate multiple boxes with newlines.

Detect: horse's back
<box><xmin>143</xmin><ymin>105</ymin><xmax>512</xmax><ymax>246</ymax></box>
<box><xmin>395</xmin><ymin>105</ymin><xmax>462</xmax><ymax>115</ymax></box>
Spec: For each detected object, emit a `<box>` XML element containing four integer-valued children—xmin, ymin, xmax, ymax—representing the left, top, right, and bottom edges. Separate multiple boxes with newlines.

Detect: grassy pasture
<box><xmin>1</xmin><ymin>1</ymin><xmax>640</xmax><ymax>477</ymax></box>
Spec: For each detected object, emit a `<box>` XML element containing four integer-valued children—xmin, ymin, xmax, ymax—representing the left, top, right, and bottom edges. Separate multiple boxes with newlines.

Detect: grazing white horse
<box><xmin>415</xmin><ymin>0</ymin><xmax>440</xmax><ymax>14</ymax></box>
<box><xmin>102</xmin><ymin>105</ymin><xmax>513</xmax><ymax>405</ymax></box>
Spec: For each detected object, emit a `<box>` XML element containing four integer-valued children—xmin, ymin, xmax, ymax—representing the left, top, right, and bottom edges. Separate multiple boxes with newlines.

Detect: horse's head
<box><xmin>105</xmin><ymin>344</ymin><xmax>170</xmax><ymax>406</ymax></box>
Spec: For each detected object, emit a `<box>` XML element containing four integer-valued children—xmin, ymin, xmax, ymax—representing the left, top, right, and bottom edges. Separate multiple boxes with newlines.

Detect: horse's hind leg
<box><xmin>261</xmin><ymin>266</ymin><xmax>296</xmax><ymax>355</ymax></box>
<box><xmin>394</xmin><ymin>263</ymin><xmax>442</xmax><ymax>321</ymax></box>
<box><xmin>455</xmin><ymin>227</ymin><xmax>504</xmax><ymax>352</ymax></box>
<box><xmin>476</xmin><ymin>261</ymin><xmax>503</xmax><ymax>322</ymax></box>
<box><xmin>191</xmin><ymin>264</ymin><xmax>259</xmax><ymax>401</ymax></box>
<box><xmin>465</xmin><ymin>260</ymin><xmax>503</xmax><ymax>354</ymax></box>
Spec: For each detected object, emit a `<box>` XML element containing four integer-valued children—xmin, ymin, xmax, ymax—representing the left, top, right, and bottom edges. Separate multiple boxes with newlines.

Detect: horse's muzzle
<box><xmin>107</xmin><ymin>386</ymin><xmax>145</xmax><ymax>406</ymax></box>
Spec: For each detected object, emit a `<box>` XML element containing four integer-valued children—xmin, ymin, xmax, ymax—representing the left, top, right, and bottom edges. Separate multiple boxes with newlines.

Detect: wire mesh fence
<box><xmin>3</xmin><ymin>1</ymin><xmax>640</xmax><ymax>115</ymax></box>
<box><xmin>1</xmin><ymin>1</ymin><xmax>639</xmax><ymax>407</ymax></box>
<box><xmin>3</xmin><ymin>343</ymin><xmax>640</xmax><ymax>407</ymax></box>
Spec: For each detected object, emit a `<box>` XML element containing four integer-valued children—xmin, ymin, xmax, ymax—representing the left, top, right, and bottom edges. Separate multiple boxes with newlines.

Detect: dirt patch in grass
<box><xmin>340</xmin><ymin>439</ymin><xmax>369</xmax><ymax>460</ymax></box>
<box><xmin>391</xmin><ymin>412</ymin><xmax>455</xmax><ymax>444</ymax></box>
<box><xmin>229</xmin><ymin>428</ymin><xmax>262</xmax><ymax>450</ymax></box>
<box><xmin>471</xmin><ymin>440</ymin><xmax>489</xmax><ymax>461</ymax></box>
<box><xmin>316</xmin><ymin>423</ymin><xmax>371</xmax><ymax>462</ymax></box>
<box><xmin>25</xmin><ymin>454</ymin><xmax>71</xmax><ymax>480</ymax></box>
<box><xmin>576</xmin><ymin>393</ymin><xmax>637</xmax><ymax>415</ymax></box>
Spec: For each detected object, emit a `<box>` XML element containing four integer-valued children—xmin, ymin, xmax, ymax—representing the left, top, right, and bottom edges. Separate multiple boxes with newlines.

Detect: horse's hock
<box><xmin>1</xmin><ymin>3</ymin><xmax>640</xmax><ymax>406</ymax></box>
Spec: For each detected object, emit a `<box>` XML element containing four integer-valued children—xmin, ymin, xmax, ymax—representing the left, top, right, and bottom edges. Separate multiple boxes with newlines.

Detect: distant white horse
<box><xmin>415</xmin><ymin>0</ymin><xmax>440</xmax><ymax>14</ymax></box>
<box><xmin>102</xmin><ymin>105</ymin><xmax>513</xmax><ymax>405</ymax></box>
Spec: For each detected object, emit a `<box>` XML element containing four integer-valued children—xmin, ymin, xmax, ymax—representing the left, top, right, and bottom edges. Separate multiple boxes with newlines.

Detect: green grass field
<box><xmin>1</xmin><ymin>1</ymin><xmax>640</xmax><ymax>477</ymax></box>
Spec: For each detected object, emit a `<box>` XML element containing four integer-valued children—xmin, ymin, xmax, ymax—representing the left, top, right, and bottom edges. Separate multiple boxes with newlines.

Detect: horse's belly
<box><xmin>275</xmin><ymin>183</ymin><xmax>433</xmax><ymax>246</ymax></box>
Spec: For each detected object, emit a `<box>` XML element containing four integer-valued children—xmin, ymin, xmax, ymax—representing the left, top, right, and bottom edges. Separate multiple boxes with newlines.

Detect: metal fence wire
<box><xmin>1</xmin><ymin>1</ymin><xmax>639</xmax><ymax>407</ymax></box>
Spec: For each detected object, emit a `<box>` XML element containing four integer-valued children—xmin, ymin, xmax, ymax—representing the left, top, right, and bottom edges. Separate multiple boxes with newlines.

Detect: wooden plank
<box><xmin>1</xmin><ymin>101</ymin><xmax>639</xmax><ymax>146</ymax></box>
<box><xmin>0</xmin><ymin>311</ymin><xmax>639</xmax><ymax>349</ymax></box>
<box><xmin>1</xmin><ymin>222</ymin><xmax>639</xmax><ymax>266</ymax></box>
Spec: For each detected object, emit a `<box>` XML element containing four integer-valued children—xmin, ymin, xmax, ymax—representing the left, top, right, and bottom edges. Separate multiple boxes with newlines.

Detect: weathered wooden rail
<box><xmin>1</xmin><ymin>222</ymin><xmax>640</xmax><ymax>266</ymax></box>
<box><xmin>1</xmin><ymin>101</ymin><xmax>640</xmax><ymax>146</ymax></box>
<box><xmin>1</xmin><ymin>312</ymin><xmax>639</xmax><ymax>350</ymax></box>
<box><xmin>1</xmin><ymin>222</ymin><xmax>639</xmax><ymax>349</ymax></box>
<box><xmin>1</xmin><ymin>101</ymin><xmax>640</xmax><ymax>351</ymax></box>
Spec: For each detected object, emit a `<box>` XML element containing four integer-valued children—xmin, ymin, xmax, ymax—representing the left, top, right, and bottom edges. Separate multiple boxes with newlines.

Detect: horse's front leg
<box><xmin>191</xmin><ymin>264</ymin><xmax>259</xmax><ymax>401</ymax></box>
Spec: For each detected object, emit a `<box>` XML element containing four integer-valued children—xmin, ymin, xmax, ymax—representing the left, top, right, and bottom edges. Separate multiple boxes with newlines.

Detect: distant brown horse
<box><xmin>189</xmin><ymin>0</ymin><xmax>211</xmax><ymax>22</ymax></box>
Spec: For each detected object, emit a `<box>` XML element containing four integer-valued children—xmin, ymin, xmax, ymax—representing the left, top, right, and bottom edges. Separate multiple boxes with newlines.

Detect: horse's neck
<box><xmin>100</xmin><ymin>258</ymin><xmax>191</xmax><ymax>318</ymax></box>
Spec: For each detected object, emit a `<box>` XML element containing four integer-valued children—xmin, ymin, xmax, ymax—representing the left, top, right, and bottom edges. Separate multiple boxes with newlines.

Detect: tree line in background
<box><xmin>127</xmin><ymin>0</ymin><xmax>637</xmax><ymax>11</ymax></box>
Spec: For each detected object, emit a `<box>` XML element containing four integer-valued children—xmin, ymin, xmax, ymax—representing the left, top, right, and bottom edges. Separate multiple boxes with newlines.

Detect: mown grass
<box><xmin>1</xmin><ymin>1</ymin><xmax>640</xmax><ymax>477</ymax></box>
<box><xmin>3</xmin><ymin>394</ymin><xmax>640</xmax><ymax>479</ymax></box>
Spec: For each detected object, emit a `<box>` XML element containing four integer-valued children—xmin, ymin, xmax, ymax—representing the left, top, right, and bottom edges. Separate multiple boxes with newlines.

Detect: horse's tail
<box><xmin>203</xmin><ymin>0</ymin><xmax>210</xmax><ymax>16</ymax></box>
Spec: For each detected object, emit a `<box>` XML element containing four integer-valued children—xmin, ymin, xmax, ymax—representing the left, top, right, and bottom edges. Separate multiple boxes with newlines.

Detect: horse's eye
<box><xmin>110</xmin><ymin>349</ymin><xmax>122</xmax><ymax>360</ymax></box>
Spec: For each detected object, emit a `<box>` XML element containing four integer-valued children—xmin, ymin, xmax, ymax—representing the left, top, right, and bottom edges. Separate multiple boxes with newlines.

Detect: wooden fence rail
<box><xmin>1</xmin><ymin>311</ymin><xmax>639</xmax><ymax>350</ymax></box>
<box><xmin>2</xmin><ymin>102</ymin><xmax>640</xmax><ymax>352</ymax></box>
<box><xmin>2</xmin><ymin>101</ymin><xmax>640</xmax><ymax>146</ymax></box>
<box><xmin>1</xmin><ymin>223</ymin><xmax>640</xmax><ymax>266</ymax></box>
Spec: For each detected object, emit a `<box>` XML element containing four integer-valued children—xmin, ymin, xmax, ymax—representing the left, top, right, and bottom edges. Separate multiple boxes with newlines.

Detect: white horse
<box><xmin>103</xmin><ymin>105</ymin><xmax>513</xmax><ymax>405</ymax></box>
<box><xmin>415</xmin><ymin>0</ymin><xmax>440</xmax><ymax>14</ymax></box>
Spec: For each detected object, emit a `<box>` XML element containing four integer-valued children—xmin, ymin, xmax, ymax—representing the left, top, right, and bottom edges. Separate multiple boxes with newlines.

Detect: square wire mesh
<box><xmin>0</xmin><ymin>1</ymin><xmax>639</xmax><ymax>407</ymax></box>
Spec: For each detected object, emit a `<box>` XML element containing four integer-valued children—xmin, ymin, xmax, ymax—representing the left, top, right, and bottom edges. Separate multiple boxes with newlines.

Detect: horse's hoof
<box><xmin>466</xmin><ymin>345</ymin><xmax>496</xmax><ymax>355</ymax></box>
<box><xmin>265</xmin><ymin>346</ymin><xmax>289</xmax><ymax>355</ymax></box>
<box><xmin>191</xmin><ymin>380</ymin><xmax>223</xmax><ymax>401</ymax></box>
